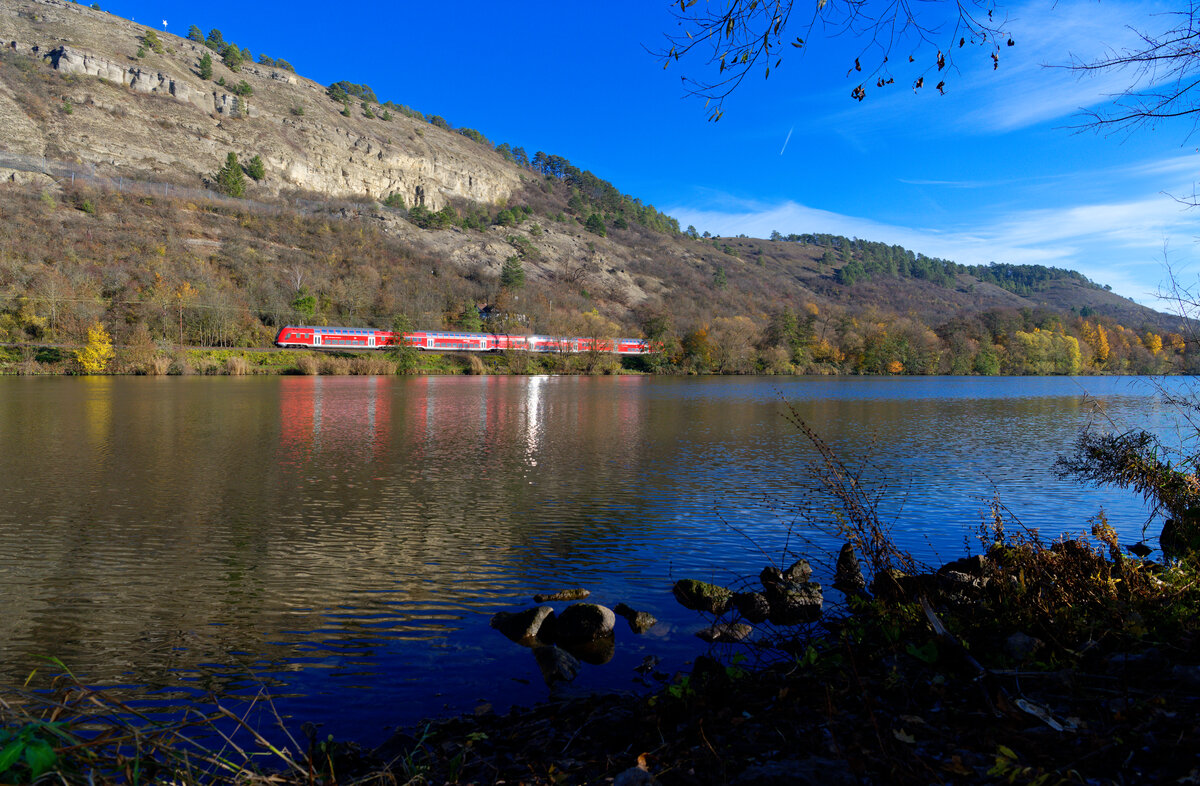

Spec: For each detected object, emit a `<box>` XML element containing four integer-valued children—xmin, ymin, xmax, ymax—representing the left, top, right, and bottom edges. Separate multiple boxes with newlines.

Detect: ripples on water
<box><xmin>0</xmin><ymin>374</ymin><xmax>1184</xmax><ymax>743</ymax></box>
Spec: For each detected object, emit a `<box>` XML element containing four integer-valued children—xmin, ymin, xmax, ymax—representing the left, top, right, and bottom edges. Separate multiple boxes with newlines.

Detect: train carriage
<box><xmin>275</xmin><ymin>326</ymin><xmax>650</xmax><ymax>355</ymax></box>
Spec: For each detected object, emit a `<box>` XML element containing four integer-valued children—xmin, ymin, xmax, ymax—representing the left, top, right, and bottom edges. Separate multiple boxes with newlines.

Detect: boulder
<box><xmin>566</xmin><ymin>634</ymin><xmax>616</xmax><ymax>665</ymax></box>
<box><xmin>759</xmin><ymin>566</ymin><xmax>785</xmax><ymax>593</ymax></box>
<box><xmin>613</xmin><ymin>766</ymin><xmax>658</xmax><ymax>786</ymax></box>
<box><xmin>672</xmin><ymin>579</ymin><xmax>733</xmax><ymax>614</ymax></box>
<box><xmin>938</xmin><ymin>554</ymin><xmax>988</xmax><ymax>577</ymax></box>
<box><xmin>490</xmin><ymin>606</ymin><xmax>555</xmax><ymax>644</ymax></box>
<box><xmin>696</xmin><ymin>622</ymin><xmax>753</xmax><ymax>643</ymax></box>
<box><xmin>1004</xmin><ymin>632</ymin><xmax>1043</xmax><ymax>662</ymax></box>
<box><xmin>533</xmin><ymin>588</ymin><xmax>590</xmax><ymax>603</ymax></box>
<box><xmin>732</xmin><ymin>591</ymin><xmax>771</xmax><ymax>623</ymax></box>
<box><xmin>767</xmin><ymin>582</ymin><xmax>823</xmax><ymax>625</ymax></box>
<box><xmin>1161</xmin><ymin>514</ymin><xmax>1200</xmax><ymax>559</ymax></box>
<box><xmin>782</xmin><ymin>559</ymin><xmax>813</xmax><ymax>583</ymax></box>
<box><xmin>833</xmin><ymin>543</ymin><xmax>867</xmax><ymax>596</ymax></box>
<box><xmin>870</xmin><ymin>569</ymin><xmax>935</xmax><ymax>603</ymax></box>
<box><xmin>614</xmin><ymin>603</ymin><xmax>657</xmax><ymax>634</ymax></box>
<box><xmin>533</xmin><ymin>645</ymin><xmax>579</xmax><ymax>687</ymax></box>
<box><xmin>555</xmin><ymin>603</ymin><xmax>616</xmax><ymax>647</ymax></box>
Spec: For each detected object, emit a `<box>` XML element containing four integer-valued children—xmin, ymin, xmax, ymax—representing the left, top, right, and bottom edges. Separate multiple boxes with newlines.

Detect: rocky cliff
<box><xmin>0</xmin><ymin>0</ymin><xmax>521</xmax><ymax>208</ymax></box>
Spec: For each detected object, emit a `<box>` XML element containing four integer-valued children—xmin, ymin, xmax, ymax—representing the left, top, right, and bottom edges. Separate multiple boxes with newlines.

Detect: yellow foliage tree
<box><xmin>76</xmin><ymin>322</ymin><xmax>114</xmax><ymax>374</ymax></box>
<box><xmin>886</xmin><ymin>359</ymin><xmax>904</xmax><ymax>374</ymax></box>
<box><xmin>1143</xmin><ymin>331</ymin><xmax>1163</xmax><ymax>355</ymax></box>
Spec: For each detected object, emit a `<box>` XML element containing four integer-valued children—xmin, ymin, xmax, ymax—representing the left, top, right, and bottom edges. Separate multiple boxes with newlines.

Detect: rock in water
<box><xmin>833</xmin><ymin>543</ymin><xmax>867</xmax><ymax>595</ymax></box>
<box><xmin>696</xmin><ymin>622</ymin><xmax>753</xmax><ymax>643</ymax></box>
<box><xmin>490</xmin><ymin>606</ymin><xmax>555</xmax><ymax>644</ymax></box>
<box><xmin>614</xmin><ymin>603</ymin><xmax>658</xmax><ymax>634</ymax></box>
<box><xmin>782</xmin><ymin>559</ymin><xmax>813</xmax><ymax>583</ymax></box>
<box><xmin>732</xmin><ymin>591</ymin><xmax>771</xmax><ymax>623</ymax></box>
<box><xmin>555</xmin><ymin>603</ymin><xmax>616</xmax><ymax>646</ymax></box>
<box><xmin>533</xmin><ymin>588</ymin><xmax>590</xmax><ymax>603</ymax></box>
<box><xmin>767</xmin><ymin>582</ymin><xmax>823</xmax><ymax>625</ymax></box>
<box><xmin>672</xmin><ymin>579</ymin><xmax>733</xmax><ymax>614</ymax></box>
<box><xmin>533</xmin><ymin>645</ymin><xmax>580</xmax><ymax>687</ymax></box>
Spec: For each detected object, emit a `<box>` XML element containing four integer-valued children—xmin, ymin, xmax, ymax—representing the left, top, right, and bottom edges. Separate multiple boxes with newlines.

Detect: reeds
<box><xmin>222</xmin><ymin>356</ymin><xmax>251</xmax><ymax>376</ymax></box>
<box><xmin>0</xmin><ymin>666</ymin><xmax>321</xmax><ymax>785</ymax></box>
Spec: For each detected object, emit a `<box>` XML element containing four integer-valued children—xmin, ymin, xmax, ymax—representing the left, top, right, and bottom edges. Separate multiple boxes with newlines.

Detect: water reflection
<box><xmin>0</xmin><ymin>375</ymin><xmax>1182</xmax><ymax>745</ymax></box>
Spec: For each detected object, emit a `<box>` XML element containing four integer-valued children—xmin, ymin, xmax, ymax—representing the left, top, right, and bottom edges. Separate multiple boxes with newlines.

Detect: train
<box><xmin>274</xmin><ymin>325</ymin><xmax>651</xmax><ymax>355</ymax></box>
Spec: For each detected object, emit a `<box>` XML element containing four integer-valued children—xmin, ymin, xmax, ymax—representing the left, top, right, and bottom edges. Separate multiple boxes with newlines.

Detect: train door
<box><xmin>313</xmin><ymin>333</ymin><xmax>321</xmax><ymax>346</ymax></box>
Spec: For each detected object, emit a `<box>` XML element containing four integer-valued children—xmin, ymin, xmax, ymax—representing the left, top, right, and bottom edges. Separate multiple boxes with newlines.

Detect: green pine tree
<box><xmin>216</xmin><ymin>152</ymin><xmax>245</xmax><ymax>197</ymax></box>
<box><xmin>500</xmin><ymin>256</ymin><xmax>525</xmax><ymax>290</ymax></box>
<box><xmin>246</xmin><ymin>154</ymin><xmax>265</xmax><ymax>181</ymax></box>
<box><xmin>198</xmin><ymin>52</ymin><xmax>213</xmax><ymax>80</ymax></box>
<box><xmin>585</xmin><ymin>213</ymin><xmax>607</xmax><ymax>237</ymax></box>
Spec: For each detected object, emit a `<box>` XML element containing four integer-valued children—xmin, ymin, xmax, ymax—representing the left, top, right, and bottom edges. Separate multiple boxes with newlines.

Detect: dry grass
<box><xmin>222</xmin><ymin>356</ymin><xmax>251</xmax><ymax>376</ymax></box>
<box><xmin>295</xmin><ymin>355</ymin><xmax>319</xmax><ymax>376</ymax></box>
<box><xmin>349</xmin><ymin>355</ymin><xmax>395</xmax><ymax>375</ymax></box>
<box><xmin>463</xmin><ymin>353</ymin><xmax>486</xmax><ymax>375</ymax></box>
<box><xmin>318</xmin><ymin>356</ymin><xmax>351</xmax><ymax>375</ymax></box>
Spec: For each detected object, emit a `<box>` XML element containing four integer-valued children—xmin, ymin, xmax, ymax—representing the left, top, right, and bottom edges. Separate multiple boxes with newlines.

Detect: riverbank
<box><xmin>0</xmin><ymin>344</ymin><xmax>648</xmax><ymax>376</ymax></box>
<box><xmin>0</xmin><ymin>342</ymin><xmax>1185</xmax><ymax>377</ymax></box>
<box><xmin>5</xmin><ymin>526</ymin><xmax>1199</xmax><ymax>784</ymax></box>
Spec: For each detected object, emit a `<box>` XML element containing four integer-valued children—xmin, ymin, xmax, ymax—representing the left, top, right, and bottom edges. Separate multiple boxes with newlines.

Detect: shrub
<box><xmin>289</xmin><ymin>104</ymin><xmax>305</xmax><ymax>116</ymax></box>
<box><xmin>382</xmin><ymin>192</ymin><xmax>406</xmax><ymax>209</ymax></box>
<box><xmin>318</xmin><ymin>356</ymin><xmax>351</xmax><ymax>375</ymax></box>
<box><xmin>349</xmin><ymin>356</ymin><xmax>394</xmax><ymax>375</ymax></box>
<box><xmin>296</xmin><ymin>355</ymin><xmax>319</xmax><ymax>375</ymax></box>
<box><xmin>142</xmin><ymin>29</ymin><xmax>164</xmax><ymax>55</ymax></box>
<box><xmin>222</xmin><ymin>355</ymin><xmax>250</xmax><ymax>375</ymax></box>
<box><xmin>585</xmin><ymin>213</ymin><xmax>607</xmax><ymax>237</ymax></box>
<box><xmin>245</xmin><ymin>154</ymin><xmax>265</xmax><ymax>181</ymax></box>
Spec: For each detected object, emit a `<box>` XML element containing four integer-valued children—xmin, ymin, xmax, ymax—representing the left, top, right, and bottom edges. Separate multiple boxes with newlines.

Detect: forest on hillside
<box><xmin>0</xmin><ymin>176</ymin><xmax>1186</xmax><ymax>377</ymax></box>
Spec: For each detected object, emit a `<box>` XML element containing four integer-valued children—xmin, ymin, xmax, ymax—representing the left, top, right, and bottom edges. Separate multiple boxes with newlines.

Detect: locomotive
<box><xmin>274</xmin><ymin>325</ymin><xmax>650</xmax><ymax>355</ymax></box>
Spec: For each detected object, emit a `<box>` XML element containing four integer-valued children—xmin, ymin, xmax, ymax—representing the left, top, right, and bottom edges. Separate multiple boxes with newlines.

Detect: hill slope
<box><xmin>0</xmin><ymin>0</ymin><xmax>1189</xmax><ymax>375</ymax></box>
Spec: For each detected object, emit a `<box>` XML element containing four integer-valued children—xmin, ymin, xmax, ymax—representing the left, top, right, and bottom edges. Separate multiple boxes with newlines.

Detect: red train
<box><xmin>274</xmin><ymin>325</ymin><xmax>651</xmax><ymax>355</ymax></box>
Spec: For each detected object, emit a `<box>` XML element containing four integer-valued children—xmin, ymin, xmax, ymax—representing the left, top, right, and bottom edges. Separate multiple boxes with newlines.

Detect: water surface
<box><xmin>0</xmin><ymin>375</ymin><xmax>1181</xmax><ymax>743</ymax></box>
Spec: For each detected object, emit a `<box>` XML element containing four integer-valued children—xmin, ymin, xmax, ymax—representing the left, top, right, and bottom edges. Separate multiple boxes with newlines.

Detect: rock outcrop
<box><xmin>0</xmin><ymin>0</ymin><xmax>521</xmax><ymax>208</ymax></box>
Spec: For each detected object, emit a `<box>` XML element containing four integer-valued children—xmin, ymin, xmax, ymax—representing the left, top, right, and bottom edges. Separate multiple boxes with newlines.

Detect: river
<box><xmin>0</xmin><ymin>374</ymin><xmax>1183</xmax><ymax>744</ymax></box>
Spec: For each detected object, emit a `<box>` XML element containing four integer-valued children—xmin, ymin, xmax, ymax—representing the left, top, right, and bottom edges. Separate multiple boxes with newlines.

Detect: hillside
<box><xmin>0</xmin><ymin>0</ymin><xmax>1190</xmax><ymax>376</ymax></box>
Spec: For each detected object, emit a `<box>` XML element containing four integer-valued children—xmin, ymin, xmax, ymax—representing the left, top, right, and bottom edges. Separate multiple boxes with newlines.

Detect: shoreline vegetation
<box><xmin>5</xmin><ymin>411</ymin><xmax>1200</xmax><ymax>784</ymax></box>
<box><xmin>0</xmin><ymin>342</ymin><xmax>1193</xmax><ymax>378</ymax></box>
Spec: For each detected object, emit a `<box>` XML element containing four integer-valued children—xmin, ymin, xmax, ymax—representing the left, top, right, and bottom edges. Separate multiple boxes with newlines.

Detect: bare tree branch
<box><xmin>1069</xmin><ymin>1</ymin><xmax>1200</xmax><ymax>138</ymax></box>
<box><xmin>656</xmin><ymin>0</ymin><xmax>1011</xmax><ymax>119</ymax></box>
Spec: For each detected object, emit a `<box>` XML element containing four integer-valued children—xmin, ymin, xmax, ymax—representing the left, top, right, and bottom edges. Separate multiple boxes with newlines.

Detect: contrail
<box><xmin>779</xmin><ymin>127</ymin><xmax>794</xmax><ymax>155</ymax></box>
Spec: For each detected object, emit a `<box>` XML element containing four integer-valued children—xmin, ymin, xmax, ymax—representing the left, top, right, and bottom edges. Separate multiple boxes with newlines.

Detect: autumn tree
<box><xmin>75</xmin><ymin>322</ymin><xmax>114</xmax><ymax>374</ymax></box>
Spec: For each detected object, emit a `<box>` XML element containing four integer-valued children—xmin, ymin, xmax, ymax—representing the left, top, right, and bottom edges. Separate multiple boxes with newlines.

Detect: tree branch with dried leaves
<box><xmin>657</xmin><ymin>0</ymin><xmax>1012</xmax><ymax>119</ymax></box>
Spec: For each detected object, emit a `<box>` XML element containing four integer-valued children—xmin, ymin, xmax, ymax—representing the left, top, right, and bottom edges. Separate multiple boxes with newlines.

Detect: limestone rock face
<box><xmin>2</xmin><ymin>0</ymin><xmax>520</xmax><ymax>208</ymax></box>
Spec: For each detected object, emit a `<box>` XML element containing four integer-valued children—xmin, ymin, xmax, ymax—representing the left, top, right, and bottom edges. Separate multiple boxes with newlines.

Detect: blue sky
<box><xmin>107</xmin><ymin>0</ymin><xmax>1200</xmax><ymax>308</ymax></box>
